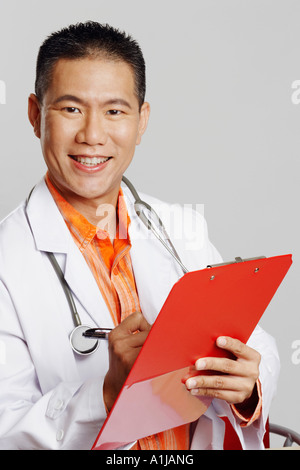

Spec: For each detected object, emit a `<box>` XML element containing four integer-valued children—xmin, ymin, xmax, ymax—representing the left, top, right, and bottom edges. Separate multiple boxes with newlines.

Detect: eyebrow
<box><xmin>53</xmin><ymin>94</ymin><xmax>132</xmax><ymax>109</ymax></box>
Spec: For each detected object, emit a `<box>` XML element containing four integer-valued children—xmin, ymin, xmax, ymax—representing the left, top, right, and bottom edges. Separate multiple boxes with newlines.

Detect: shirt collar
<box><xmin>44</xmin><ymin>173</ymin><xmax>131</xmax><ymax>248</ymax></box>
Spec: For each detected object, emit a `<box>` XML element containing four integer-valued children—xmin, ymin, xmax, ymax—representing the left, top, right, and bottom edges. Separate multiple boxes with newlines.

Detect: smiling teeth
<box><xmin>74</xmin><ymin>156</ymin><xmax>110</xmax><ymax>166</ymax></box>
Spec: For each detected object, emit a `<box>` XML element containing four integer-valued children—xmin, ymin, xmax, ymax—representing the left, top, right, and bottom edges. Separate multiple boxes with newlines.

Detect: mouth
<box><xmin>69</xmin><ymin>155</ymin><xmax>112</xmax><ymax>167</ymax></box>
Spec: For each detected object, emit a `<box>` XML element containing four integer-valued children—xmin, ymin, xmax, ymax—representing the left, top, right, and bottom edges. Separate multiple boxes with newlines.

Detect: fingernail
<box><xmin>186</xmin><ymin>378</ymin><xmax>197</xmax><ymax>389</ymax></box>
<box><xmin>217</xmin><ymin>337</ymin><xmax>227</xmax><ymax>347</ymax></box>
<box><xmin>195</xmin><ymin>359</ymin><xmax>206</xmax><ymax>370</ymax></box>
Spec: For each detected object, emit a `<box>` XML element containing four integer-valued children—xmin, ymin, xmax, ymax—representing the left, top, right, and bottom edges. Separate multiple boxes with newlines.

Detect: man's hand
<box><xmin>185</xmin><ymin>336</ymin><xmax>261</xmax><ymax>408</ymax></box>
<box><xmin>103</xmin><ymin>311</ymin><xmax>151</xmax><ymax>412</ymax></box>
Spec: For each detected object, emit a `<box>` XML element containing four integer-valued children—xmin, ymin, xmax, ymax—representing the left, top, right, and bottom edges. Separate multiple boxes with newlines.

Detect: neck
<box><xmin>46</xmin><ymin>174</ymin><xmax>120</xmax><ymax>240</ymax></box>
<box><xmin>73</xmin><ymin>197</ymin><xmax>118</xmax><ymax>241</ymax></box>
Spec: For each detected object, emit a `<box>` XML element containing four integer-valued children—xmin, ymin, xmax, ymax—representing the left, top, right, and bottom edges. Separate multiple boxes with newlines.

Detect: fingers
<box><xmin>186</xmin><ymin>379</ymin><xmax>257</xmax><ymax>405</ymax></box>
<box><xmin>185</xmin><ymin>373</ymin><xmax>254</xmax><ymax>404</ymax></box>
<box><xmin>124</xmin><ymin>310</ymin><xmax>151</xmax><ymax>334</ymax></box>
<box><xmin>109</xmin><ymin>311</ymin><xmax>151</xmax><ymax>346</ymax></box>
<box><xmin>185</xmin><ymin>336</ymin><xmax>261</xmax><ymax>405</ymax></box>
<box><xmin>192</xmin><ymin>337</ymin><xmax>260</xmax><ymax>375</ymax></box>
<box><xmin>110</xmin><ymin>311</ymin><xmax>151</xmax><ymax>337</ymax></box>
<box><xmin>215</xmin><ymin>336</ymin><xmax>260</xmax><ymax>362</ymax></box>
<box><xmin>108</xmin><ymin>312</ymin><xmax>151</xmax><ymax>363</ymax></box>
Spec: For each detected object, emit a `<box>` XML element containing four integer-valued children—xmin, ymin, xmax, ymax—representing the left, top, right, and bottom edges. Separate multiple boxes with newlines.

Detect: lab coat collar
<box><xmin>26</xmin><ymin>178</ymin><xmax>71</xmax><ymax>254</ymax></box>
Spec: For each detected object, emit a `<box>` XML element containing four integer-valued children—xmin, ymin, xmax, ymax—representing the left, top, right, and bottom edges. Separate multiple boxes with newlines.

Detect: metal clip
<box><xmin>207</xmin><ymin>256</ymin><xmax>265</xmax><ymax>269</ymax></box>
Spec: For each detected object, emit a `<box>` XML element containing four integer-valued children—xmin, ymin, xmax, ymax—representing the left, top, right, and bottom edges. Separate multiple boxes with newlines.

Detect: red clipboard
<box><xmin>92</xmin><ymin>254</ymin><xmax>292</xmax><ymax>450</ymax></box>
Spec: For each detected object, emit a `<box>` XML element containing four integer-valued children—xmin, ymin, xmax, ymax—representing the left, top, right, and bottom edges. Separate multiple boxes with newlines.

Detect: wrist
<box><xmin>231</xmin><ymin>380</ymin><xmax>262</xmax><ymax>426</ymax></box>
<box><xmin>235</xmin><ymin>382</ymin><xmax>259</xmax><ymax>416</ymax></box>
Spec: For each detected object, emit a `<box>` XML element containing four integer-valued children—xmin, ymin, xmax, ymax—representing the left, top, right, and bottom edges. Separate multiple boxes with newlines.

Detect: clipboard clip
<box><xmin>207</xmin><ymin>256</ymin><xmax>266</xmax><ymax>269</ymax></box>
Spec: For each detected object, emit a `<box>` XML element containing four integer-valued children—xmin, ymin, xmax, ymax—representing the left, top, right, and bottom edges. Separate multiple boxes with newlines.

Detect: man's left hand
<box><xmin>185</xmin><ymin>336</ymin><xmax>261</xmax><ymax>406</ymax></box>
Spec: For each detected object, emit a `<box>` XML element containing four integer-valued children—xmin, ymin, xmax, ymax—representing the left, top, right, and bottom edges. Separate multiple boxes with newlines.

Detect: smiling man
<box><xmin>29</xmin><ymin>39</ymin><xmax>150</xmax><ymax>229</ymax></box>
<box><xmin>0</xmin><ymin>21</ymin><xmax>279</xmax><ymax>450</ymax></box>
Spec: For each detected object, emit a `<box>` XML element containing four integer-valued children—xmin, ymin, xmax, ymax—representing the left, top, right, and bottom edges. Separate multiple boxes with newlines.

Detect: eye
<box><xmin>106</xmin><ymin>109</ymin><xmax>122</xmax><ymax>116</ymax></box>
<box><xmin>63</xmin><ymin>107</ymin><xmax>80</xmax><ymax>113</ymax></box>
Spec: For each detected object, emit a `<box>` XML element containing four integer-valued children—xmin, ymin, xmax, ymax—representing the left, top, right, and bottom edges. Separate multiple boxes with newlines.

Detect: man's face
<box><xmin>28</xmin><ymin>57</ymin><xmax>150</xmax><ymax>207</ymax></box>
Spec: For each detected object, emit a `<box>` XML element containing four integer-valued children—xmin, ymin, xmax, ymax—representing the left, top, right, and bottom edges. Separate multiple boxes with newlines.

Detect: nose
<box><xmin>76</xmin><ymin>111</ymin><xmax>108</xmax><ymax>146</ymax></box>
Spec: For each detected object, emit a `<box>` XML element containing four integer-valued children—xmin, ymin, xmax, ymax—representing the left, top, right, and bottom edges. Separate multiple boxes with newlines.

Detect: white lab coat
<box><xmin>0</xmin><ymin>178</ymin><xmax>279</xmax><ymax>450</ymax></box>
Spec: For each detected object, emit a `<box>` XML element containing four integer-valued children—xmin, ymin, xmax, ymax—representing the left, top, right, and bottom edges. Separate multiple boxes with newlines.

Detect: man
<box><xmin>0</xmin><ymin>21</ymin><xmax>279</xmax><ymax>449</ymax></box>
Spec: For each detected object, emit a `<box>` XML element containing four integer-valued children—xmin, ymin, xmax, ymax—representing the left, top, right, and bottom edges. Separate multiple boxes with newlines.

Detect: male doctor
<box><xmin>0</xmin><ymin>21</ymin><xmax>279</xmax><ymax>450</ymax></box>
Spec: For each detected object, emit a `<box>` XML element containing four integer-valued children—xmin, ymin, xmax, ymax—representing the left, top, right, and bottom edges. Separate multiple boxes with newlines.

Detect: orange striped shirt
<box><xmin>45</xmin><ymin>174</ymin><xmax>190</xmax><ymax>450</ymax></box>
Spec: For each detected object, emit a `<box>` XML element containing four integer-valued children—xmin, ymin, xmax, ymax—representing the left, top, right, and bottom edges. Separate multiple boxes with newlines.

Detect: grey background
<box><xmin>0</xmin><ymin>0</ymin><xmax>299</xmax><ymax>447</ymax></box>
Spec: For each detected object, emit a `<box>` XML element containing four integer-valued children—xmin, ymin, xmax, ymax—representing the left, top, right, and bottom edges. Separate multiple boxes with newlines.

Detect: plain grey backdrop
<box><xmin>0</xmin><ymin>0</ymin><xmax>299</xmax><ymax>447</ymax></box>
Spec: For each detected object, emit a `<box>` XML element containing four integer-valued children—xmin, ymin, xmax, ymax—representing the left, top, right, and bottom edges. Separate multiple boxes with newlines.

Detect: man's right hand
<box><xmin>103</xmin><ymin>311</ymin><xmax>151</xmax><ymax>412</ymax></box>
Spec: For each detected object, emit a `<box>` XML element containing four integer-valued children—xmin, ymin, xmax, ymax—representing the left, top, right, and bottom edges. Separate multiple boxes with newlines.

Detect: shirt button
<box><xmin>54</xmin><ymin>399</ymin><xmax>64</xmax><ymax>410</ymax></box>
<box><xmin>56</xmin><ymin>429</ymin><xmax>64</xmax><ymax>441</ymax></box>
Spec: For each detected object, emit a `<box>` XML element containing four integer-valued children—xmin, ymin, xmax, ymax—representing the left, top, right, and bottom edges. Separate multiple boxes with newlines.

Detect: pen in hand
<box><xmin>83</xmin><ymin>328</ymin><xmax>112</xmax><ymax>340</ymax></box>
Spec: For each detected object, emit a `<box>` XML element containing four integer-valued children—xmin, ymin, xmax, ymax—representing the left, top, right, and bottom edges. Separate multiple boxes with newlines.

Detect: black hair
<box><xmin>35</xmin><ymin>21</ymin><xmax>146</xmax><ymax>108</ymax></box>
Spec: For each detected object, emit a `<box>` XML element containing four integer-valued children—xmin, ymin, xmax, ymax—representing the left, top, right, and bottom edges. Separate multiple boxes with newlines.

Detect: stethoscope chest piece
<box><xmin>70</xmin><ymin>325</ymin><xmax>99</xmax><ymax>356</ymax></box>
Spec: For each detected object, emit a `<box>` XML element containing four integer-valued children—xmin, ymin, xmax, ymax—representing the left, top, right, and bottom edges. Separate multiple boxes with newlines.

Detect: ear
<box><xmin>136</xmin><ymin>102</ymin><xmax>150</xmax><ymax>145</ymax></box>
<box><xmin>28</xmin><ymin>93</ymin><xmax>42</xmax><ymax>138</ymax></box>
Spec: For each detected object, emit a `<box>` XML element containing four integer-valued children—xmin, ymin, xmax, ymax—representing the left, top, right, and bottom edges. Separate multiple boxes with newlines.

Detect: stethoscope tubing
<box><xmin>46</xmin><ymin>252</ymin><xmax>82</xmax><ymax>327</ymax></box>
<box><xmin>122</xmin><ymin>176</ymin><xmax>188</xmax><ymax>274</ymax></box>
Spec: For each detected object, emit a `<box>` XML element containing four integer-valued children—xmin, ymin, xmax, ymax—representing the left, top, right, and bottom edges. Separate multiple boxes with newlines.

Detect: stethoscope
<box><xmin>26</xmin><ymin>176</ymin><xmax>189</xmax><ymax>356</ymax></box>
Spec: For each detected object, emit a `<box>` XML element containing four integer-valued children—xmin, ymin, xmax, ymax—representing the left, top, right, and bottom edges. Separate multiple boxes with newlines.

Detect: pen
<box><xmin>83</xmin><ymin>328</ymin><xmax>112</xmax><ymax>340</ymax></box>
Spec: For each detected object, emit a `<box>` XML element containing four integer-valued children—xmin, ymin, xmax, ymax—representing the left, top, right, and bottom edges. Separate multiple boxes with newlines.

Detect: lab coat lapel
<box><xmin>24</xmin><ymin>179</ymin><xmax>79</xmax><ymax>388</ymax></box>
<box><xmin>27</xmin><ymin>179</ymin><xmax>113</xmax><ymax>332</ymax></box>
